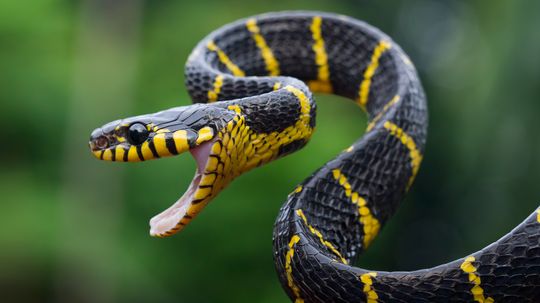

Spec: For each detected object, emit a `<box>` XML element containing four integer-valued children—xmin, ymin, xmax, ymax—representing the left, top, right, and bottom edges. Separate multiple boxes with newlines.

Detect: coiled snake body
<box><xmin>89</xmin><ymin>11</ymin><xmax>540</xmax><ymax>302</ymax></box>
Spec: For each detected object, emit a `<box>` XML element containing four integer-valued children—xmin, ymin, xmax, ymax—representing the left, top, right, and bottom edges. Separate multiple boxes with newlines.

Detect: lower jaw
<box><xmin>148</xmin><ymin>139</ymin><xmax>216</xmax><ymax>237</ymax></box>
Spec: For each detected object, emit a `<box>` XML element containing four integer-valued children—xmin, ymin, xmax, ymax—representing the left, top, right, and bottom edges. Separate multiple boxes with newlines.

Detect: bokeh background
<box><xmin>2</xmin><ymin>0</ymin><xmax>540</xmax><ymax>302</ymax></box>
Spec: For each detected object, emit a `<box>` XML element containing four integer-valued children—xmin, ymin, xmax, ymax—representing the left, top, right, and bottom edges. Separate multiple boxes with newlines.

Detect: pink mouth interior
<box><xmin>149</xmin><ymin>139</ymin><xmax>215</xmax><ymax>236</ymax></box>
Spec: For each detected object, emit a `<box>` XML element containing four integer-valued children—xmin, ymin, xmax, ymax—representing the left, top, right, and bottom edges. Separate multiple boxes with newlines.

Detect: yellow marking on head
<box><xmin>332</xmin><ymin>169</ymin><xmax>380</xmax><ymax>247</ymax></box>
<box><xmin>93</xmin><ymin>150</ymin><xmax>104</xmax><ymax>159</ymax></box>
<box><xmin>141</xmin><ymin>141</ymin><xmax>154</xmax><ymax>160</ymax></box>
<box><xmin>537</xmin><ymin>208</ymin><xmax>540</xmax><ymax>223</ymax></box>
<box><xmin>273</xmin><ymin>82</ymin><xmax>282</xmax><ymax>91</ymax></box>
<box><xmin>383</xmin><ymin>121</ymin><xmax>422</xmax><ymax>189</ymax></box>
<box><xmin>172</xmin><ymin>130</ymin><xmax>189</xmax><ymax>153</ymax></box>
<box><xmin>199</xmin><ymin>173</ymin><xmax>216</xmax><ymax>186</ymax></box>
<box><xmin>227</xmin><ymin>104</ymin><xmax>242</xmax><ymax>114</ymax></box>
<box><xmin>153</xmin><ymin>133</ymin><xmax>172</xmax><ymax>157</ymax></box>
<box><xmin>293</xmin><ymin>185</ymin><xmax>302</xmax><ymax>193</ymax></box>
<box><xmin>196</xmin><ymin>127</ymin><xmax>214</xmax><ymax>145</ymax></box>
<box><xmin>127</xmin><ymin>146</ymin><xmax>140</xmax><ymax>162</ymax></box>
<box><xmin>193</xmin><ymin>187</ymin><xmax>212</xmax><ymax>201</ymax></box>
<box><xmin>115</xmin><ymin>145</ymin><xmax>125</xmax><ymax>161</ymax></box>
<box><xmin>211</xmin><ymin>141</ymin><xmax>221</xmax><ymax>154</ymax></box>
<box><xmin>285</xmin><ymin>235</ymin><xmax>304</xmax><ymax>303</ymax></box>
<box><xmin>284</xmin><ymin>86</ymin><xmax>311</xmax><ymax>117</ymax></box>
<box><xmin>360</xmin><ymin>272</ymin><xmax>379</xmax><ymax>303</ymax></box>
<box><xmin>296</xmin><ymin>209</ymin><xmax>348</xmax><ymax>264</ymax></box>
<box><xmin>460</xmin><ymin>256</ymin><xmax>494</xmax><ymax>303</ymax></box>
<box><xmin>155</xmin><ymin>128</ymin><xmax>170</xmax><ymax>134</ymax></box>
<box><xmin>308</xmin><ymin>16</ymin><xmax>332</xmax><ymax>93</ymax></box>
<box><xmin>99</xmin><ymin>149</ymin><xmax>112</xmax><ymax>161</ymax></box>
<box><xmin>357</xmin><ymin>40</ymin><xmax>392</xmax><ymax>110</ymax></box>
<box><xmin>366</xmin><ymin>95</ymin><xmax>401</xmax><ymax>131</ymax></box>
<box><xmin>205</xmin><ymin>156</ymin><xmax>218</xmax><ymax>172</ymax></box>
<box><xmin>116</xmin><ymin>136</ymin><xmax>126</xmax><ymax>143</ymax></box>
<box><xmin>207</xmin><ymin>41</ymin><xmax>245</xmax><ymax>77</ymax></box>
<box><xmin>208</xmin><ymin>74</ymin><xmax>224</xmax><ymax>102</ymax></box>
<box><xmin>246</xmin><ymin>18</ymin><xmax>280</xmax><ymax>76</ymax></box>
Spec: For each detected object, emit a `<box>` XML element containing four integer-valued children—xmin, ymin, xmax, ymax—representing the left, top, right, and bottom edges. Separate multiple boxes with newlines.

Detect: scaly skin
<box><xmin>89</xmin><ymin>11</ymin><xmax>540</xmax><ymax>302</ymax></box>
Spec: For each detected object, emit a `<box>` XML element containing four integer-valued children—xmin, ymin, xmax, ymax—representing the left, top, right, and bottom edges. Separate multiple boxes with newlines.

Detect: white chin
<box><xmin>148</xmin><ymin>139</ymin><xmax>215</xmax><ymax>237</ymax></box>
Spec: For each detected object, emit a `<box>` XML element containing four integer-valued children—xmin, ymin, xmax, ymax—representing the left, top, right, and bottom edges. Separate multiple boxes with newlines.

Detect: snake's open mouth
<box><xmin>149</xmin><ymin>138</ymin><xmax>217</xmax><ymax>237</ymax></box>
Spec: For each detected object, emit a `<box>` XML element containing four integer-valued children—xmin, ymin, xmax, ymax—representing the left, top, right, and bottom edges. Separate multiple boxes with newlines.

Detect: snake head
<box><xmin>89</xmin><ymin>104</ymin><xmax>233</xmax><ymax>161</ymax></box>
<box><xmin>89</xmin><ymin>103</ymin><xmax>239</xmax><ymax>237</ymax></box>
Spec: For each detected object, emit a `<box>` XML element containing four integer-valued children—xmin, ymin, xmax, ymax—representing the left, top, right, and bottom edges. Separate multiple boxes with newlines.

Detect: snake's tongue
<box><xmin>149</xmin><ymin>139</ymin><xmax>214</xmax><ymax>237</ymax></box>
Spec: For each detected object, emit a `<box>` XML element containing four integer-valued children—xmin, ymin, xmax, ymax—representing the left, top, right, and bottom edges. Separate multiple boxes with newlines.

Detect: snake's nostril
<box><xmin>95</xmin><ymin>136</ymin><xmax>109</xmax><ymax>149</ymax></box>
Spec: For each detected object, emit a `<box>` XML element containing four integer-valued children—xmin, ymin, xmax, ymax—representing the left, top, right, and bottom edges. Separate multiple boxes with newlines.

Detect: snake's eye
<box><xmin>127</xmin><ymin>123</ymin><xmax>149</xmax><ymax>145</ymax></box>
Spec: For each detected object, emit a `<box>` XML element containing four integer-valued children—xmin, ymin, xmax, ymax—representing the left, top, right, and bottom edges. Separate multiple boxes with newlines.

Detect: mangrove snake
<box><xmin>89</xmin><ymin>11</ymin><xmax>540</xmax><ymax>302</ymax></box>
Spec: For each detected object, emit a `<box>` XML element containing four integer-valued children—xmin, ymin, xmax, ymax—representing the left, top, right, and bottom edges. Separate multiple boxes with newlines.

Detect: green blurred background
<box><xmin>1</xmin><ymin>0</ymin><xmax>540</xmax><ymax>302</ymax></box>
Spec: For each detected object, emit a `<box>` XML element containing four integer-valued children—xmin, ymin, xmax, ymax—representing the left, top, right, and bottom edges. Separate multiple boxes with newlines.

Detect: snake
<box><xmin>88</xmin><ymin>11</ymin><xmax>540</xmax><ymax>302</ymax></box>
